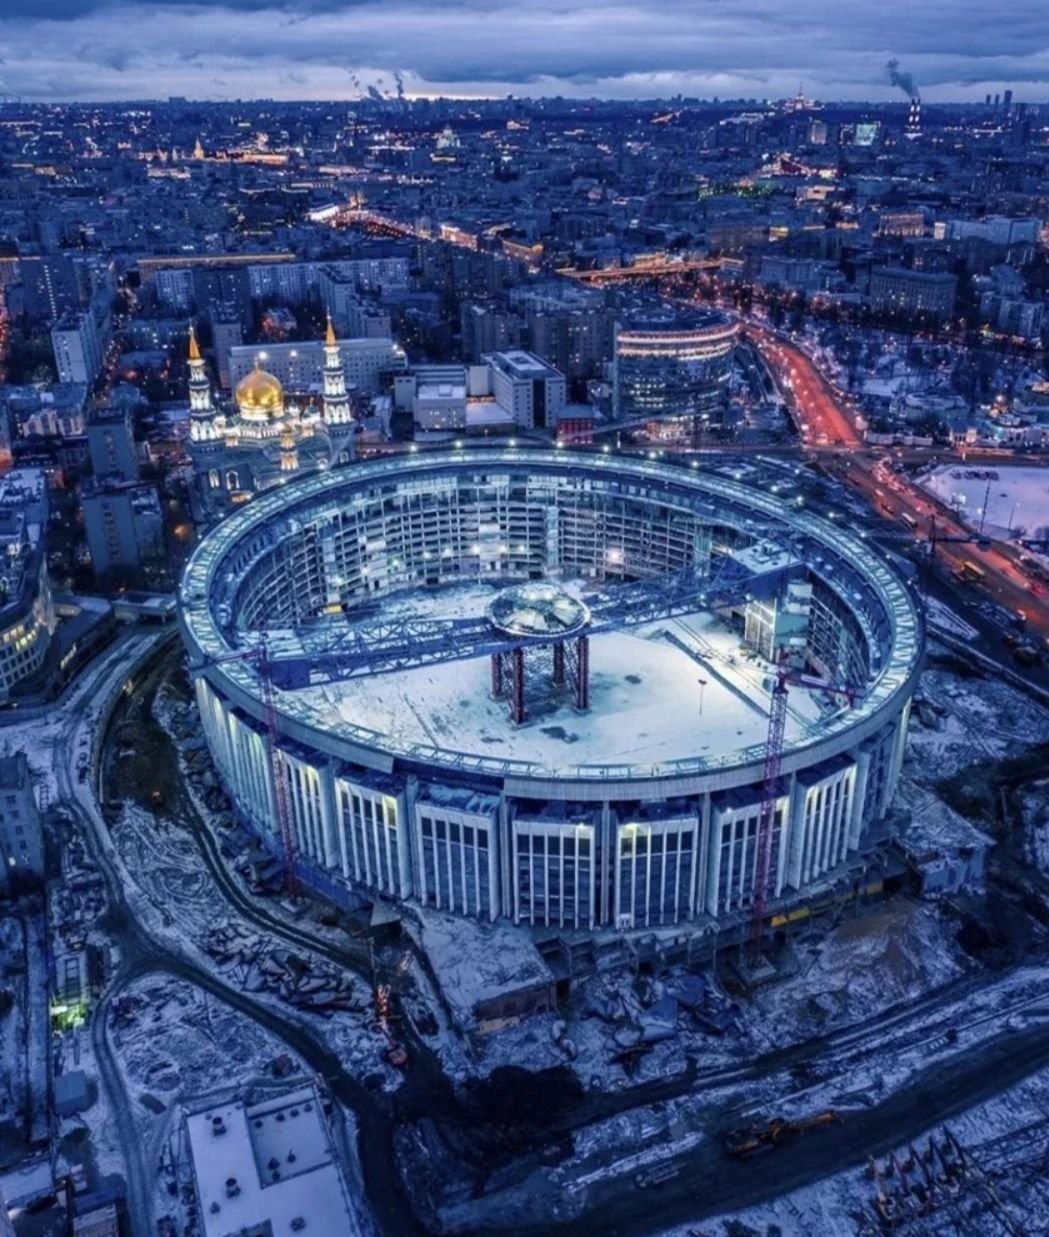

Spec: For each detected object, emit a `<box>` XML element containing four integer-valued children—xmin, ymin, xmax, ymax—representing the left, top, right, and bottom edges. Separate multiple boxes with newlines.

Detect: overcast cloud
<box><xmin>0</xmin><ymin>0</ymin><xmax>1046</xmax><ymax>102</ymax></box>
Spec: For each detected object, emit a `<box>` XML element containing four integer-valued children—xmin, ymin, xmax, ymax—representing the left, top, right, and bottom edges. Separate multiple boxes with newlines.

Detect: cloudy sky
<box><xmin>1</xmin><ymin>0</ymin><xmax>1047</xmax><ymax>103</ymax></box>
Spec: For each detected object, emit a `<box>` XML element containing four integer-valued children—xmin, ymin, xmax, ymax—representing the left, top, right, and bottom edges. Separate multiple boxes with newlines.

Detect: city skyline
<box><xmin>1</xmin><ymin>0</ymin><xmax>1048</xmax><ymax>103</ymax></box>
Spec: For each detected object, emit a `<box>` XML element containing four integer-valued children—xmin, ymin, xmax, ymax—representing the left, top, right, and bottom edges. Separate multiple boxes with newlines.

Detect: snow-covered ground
<box><xmin>905</xmin><ymin>655</ymin><xmax>1049</xmax><ymax>781</ymax></box>
<box><xmin>297</xmin><ymin>585</ymin><xmax>826</xmax><ymax>774</ymax></box>
<box><xmin>108</xmin><ymin>800</ymin><xmax>398</xmax><ymax>1088</ymax></box>
<box><xmin>743</xmin><ymin>901</ymin><xmax>968</xmax><ymax>1055</ymax></box>
<box><xmin>919</xmin><ymin>463</ymin><xmax>1049</xmax><ymax>540</ymax></box>
<box><xmin>663</xmin><ymin>1065</ymin><xmax>1049</xmax><ymax>1237</ymax></box>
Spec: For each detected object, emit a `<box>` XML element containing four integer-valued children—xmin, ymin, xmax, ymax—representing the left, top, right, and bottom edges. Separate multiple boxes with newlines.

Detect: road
<box><xmin>748</xmin><ymin>325</ymin><xmax>1049</xmax><ymax>648</ymax></box>
<box><xmin>496</xmin><ymin>1017</ymin><xmax>1049</xmax><ymax>1237</ymax></box>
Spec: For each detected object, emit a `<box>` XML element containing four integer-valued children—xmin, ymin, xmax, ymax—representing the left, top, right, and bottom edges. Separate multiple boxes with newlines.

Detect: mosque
<box><xmin>185</xmin><ymin>316</ymin><xmax>354</xmax><ymax>522</ymax></box>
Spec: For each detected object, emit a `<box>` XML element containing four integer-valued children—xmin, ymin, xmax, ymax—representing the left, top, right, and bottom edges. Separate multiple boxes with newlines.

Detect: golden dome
<box><xmin>235</xmin><ymin>360</ymin><xmax>284</xmax><ymax>419</ymax></box>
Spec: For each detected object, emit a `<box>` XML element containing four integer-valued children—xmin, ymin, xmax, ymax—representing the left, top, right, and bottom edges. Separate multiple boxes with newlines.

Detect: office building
<box><xmin>81</xmin><ymin>480</ymin><xmax>165</xmax><ymax>587</ymax></box>
<box><xmin>87</xmin><ymin>406</ymin><xmax>138</xmax><ymax>483</ymax></box>
<box><xmin>0</xmin><ymin>753</ymin><xmax>43</xmax><ymax>891</ymax></box>
<box><xmin>484</xmin><ymin>350</ymin><xmax>566</xmax><ymax>431</ymax></box>
<box><xmin>869</xmin><ymin>267</ymin><xmax>957</xmax><ymax>322</ymax></box>
<box><xmin>0</xmin><ymin>470</ymin><xmax>55</xmax><ymax>702</ymax></box>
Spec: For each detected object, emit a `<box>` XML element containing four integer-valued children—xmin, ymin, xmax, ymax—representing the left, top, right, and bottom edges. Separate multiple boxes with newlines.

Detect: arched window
<box><xmin>208</xmin><ymin>469</ymin><xmax>220</xmax><ymax>489</ymax></box>
<box><xmin>226</xmin><ymin>469</ymin><xmax>240</xmax><ymax>490</ymax></box>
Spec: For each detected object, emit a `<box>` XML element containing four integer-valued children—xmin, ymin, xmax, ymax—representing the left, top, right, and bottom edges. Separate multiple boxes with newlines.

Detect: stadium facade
<box><xmin>179</xmin><ymin>447</ymin><xmax>923</xmax><ymax>934</ymax></box>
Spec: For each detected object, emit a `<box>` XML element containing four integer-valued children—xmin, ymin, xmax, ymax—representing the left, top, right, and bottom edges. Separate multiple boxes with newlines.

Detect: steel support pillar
<box><xmin>552</xmin><ymin>641</ymin><xmax>566</xmax><ymax>686</ymax></box>
<box><xmin>575</xmin><ymin>635</ymin><xmax>590</xmax><ymax>711</ymax></box>
<box><xmin>511</xmin><ymin>647</ymin><xmax>526</xmax><ymax>725</ymax></box>
<box><xmin>491</xmin><ymin>651</ymin><xmax>504</xmax><ymax>699</ymax></box>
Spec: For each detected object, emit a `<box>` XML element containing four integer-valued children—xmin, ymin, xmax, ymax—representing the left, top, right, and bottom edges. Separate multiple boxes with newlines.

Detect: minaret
<box><xmin>321</xmin><ymin>313</ymin><xmax>352</xmax><ymax>426</ymax></box>
<box><xmin>187</xmin><ymin>325</ymin><xmax>218</xmax><ymax>443</ymax></box>
<box><xmin>280</xmin><ymin>423</ymin><xmax>299</xmax><ymax>472</ymax></box>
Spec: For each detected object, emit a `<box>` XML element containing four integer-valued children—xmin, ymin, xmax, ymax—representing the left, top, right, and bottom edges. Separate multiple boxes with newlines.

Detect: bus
<box><xmin>954</xmin><ymin>560</ymin><xmax>986</xmax><ymax>585</ymax></box>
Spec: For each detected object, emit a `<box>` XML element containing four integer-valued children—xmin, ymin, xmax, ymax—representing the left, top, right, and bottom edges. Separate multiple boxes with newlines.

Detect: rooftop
<box><xmin>185</xmin><ymin>1083</ymin><xmax>360</xmax><ymax>1237</ymax></box>
<box><xmin>303</xmin><ymin>586</ymin><xmax>822</xmax><ymax>774</ymax></box>
<box><xmin>180</xmin><ymin>447</ymin><xmax>923</xmax><ymax>784</ymax></box>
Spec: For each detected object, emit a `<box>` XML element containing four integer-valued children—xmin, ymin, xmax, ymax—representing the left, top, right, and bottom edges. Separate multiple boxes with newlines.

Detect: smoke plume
<box><xmin>885</xmin><ymin>58</ymin><xmax>918</xmax><ymax>99</ymax></box>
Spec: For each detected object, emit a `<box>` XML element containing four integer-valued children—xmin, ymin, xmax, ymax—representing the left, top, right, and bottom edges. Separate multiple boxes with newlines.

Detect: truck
<box><xmin>725</xmin><ymin>1111</ymin><xmax>840</xmax><ymax>1158</ymax></box>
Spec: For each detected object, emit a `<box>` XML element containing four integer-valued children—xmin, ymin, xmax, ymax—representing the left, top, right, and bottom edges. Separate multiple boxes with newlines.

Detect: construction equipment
<box><xmin>374</xmin><ymin>983</ymin><xmax>408</xmax><ymax>1068</ymax></box>
<box><xmin>192</xmin><ymin>638</ymin><xmax>298</xmax><ymax>896</ymax></box>
<box><xmin>749</xmin><ymin>658</ymin><xmax>856</xmax><ymax>960</ymax></box>
<box><xmin>725</xmin><ymin>1110</ymin><xmax>840</xmax><ymax>1158</ymax></box>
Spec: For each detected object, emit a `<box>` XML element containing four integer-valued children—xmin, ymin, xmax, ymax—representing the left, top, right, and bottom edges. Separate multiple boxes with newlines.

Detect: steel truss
<box><xmin>490</xmin><ymin>634</ymin><xmax>590</xmax><ymax>724</ymax></box>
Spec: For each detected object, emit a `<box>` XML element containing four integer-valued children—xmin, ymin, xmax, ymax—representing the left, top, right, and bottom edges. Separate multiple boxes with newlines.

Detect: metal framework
<box><xmin>491</xmin><ymin>633</ymin><xmax>590</xmax><ymax>724</ymax></box>
<box><xmin>257</xmin><ymin>552</ymin><xmax>780</xmax><ymax>692</ymax></box>
<box><xmin>749</xmin><ymin>661</ymin><xmax>858</xmax><ymax>960</ymax></box>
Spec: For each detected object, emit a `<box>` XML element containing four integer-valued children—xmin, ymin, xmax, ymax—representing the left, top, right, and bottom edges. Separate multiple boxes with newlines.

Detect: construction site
<box><xmin>177</xmin><ymin>446</ymin><xmax>923</xmax><ymax>974</ymax></box>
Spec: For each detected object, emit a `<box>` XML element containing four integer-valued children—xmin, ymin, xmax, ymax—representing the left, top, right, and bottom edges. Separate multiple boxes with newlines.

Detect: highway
<box><xmin>748</xmin><ymin>324</ymin><xmax>1049</xmax><ymax>648</ymax></box>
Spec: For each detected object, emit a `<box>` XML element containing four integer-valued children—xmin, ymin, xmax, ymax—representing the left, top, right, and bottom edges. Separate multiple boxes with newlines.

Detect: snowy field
<box><xmin>919</xmin><ymin>463</ymin><xmax>1049</xmax><ymax>539</ymax></box>
<box><xmin>298</xmin><ymin>585</ymin><xmax>826</xmax><ymax>773</ymax></box>
<box><xmin>905</xmin><ymin>654</ymin><xmax>1049</xmax><ymax>781</ymax></box>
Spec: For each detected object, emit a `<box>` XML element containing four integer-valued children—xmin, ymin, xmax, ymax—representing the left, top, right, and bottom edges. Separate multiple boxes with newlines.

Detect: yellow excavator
<box><xmin>725</xmin><ymin>1111</ymin><xmax>840</xmax><ymax>1158</ymax></box>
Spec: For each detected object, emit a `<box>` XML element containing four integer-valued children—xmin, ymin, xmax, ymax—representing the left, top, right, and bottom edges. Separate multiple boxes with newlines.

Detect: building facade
<box><xmin>0</xmin><ymin>470</ymin><xmax>56</xmax><ymax>702</ymax></box>
<box><xmin>613</xmin><ymin>309</ymin><xmax>738</xmax><ymax>431</ymax></box>
<box><xmin>0</xmin><ymin>753</ymin><xmax>43</xmax><ymax>891</ymax></box>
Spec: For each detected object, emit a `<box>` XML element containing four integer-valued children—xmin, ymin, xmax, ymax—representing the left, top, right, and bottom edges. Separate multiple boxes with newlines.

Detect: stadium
<box><xmin>179</xmin><ymin>447</ymin><xmax>923</xmax><ymax>936</ymax></box>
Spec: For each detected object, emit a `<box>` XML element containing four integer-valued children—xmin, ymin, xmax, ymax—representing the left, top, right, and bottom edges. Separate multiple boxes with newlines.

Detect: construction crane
<box><xmin>193</xmin><ymin>639</ymin><xmax>299</xmax><ymax>896</ymax></box>
<box><xmin>749</xmin><ymin>656</ymin><xmax>857</xmax><ymax>962</ymax></box>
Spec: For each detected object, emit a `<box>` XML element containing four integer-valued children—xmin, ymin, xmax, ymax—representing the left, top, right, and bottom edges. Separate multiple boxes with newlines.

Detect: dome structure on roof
<box><xmin>487</xmin><ymin>583</ymin><xmax>590</xmax><ymax>639</ymax></box>
<box><xmin>235</xmin><ymin>361</ymin><xmax>284</xmax><ymax>420</ymax></box>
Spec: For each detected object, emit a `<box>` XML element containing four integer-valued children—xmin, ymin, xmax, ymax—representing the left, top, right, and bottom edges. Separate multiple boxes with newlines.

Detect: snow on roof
<box><xmin>895</xmin><ymin>783</ymin><xmax>994</xmax><ymax>858</ymax></box>
<box><xmin>186</xmin><ymin>1084</ymin><xmax>359</xmax><ymax>1237</ymax></box>
<box><xmin>414</xmin><ymin>909</ymin><xmax>554</xmax><ymax>1025</ymax></box>
<box><xmin>303</xmin><ymin>599</ymin><xmax>817</xmax><ymax>775</ymax></box>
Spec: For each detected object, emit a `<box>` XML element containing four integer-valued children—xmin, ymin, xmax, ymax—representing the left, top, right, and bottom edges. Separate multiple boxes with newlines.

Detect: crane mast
<box><xmin>749</xmin><ymin>658</ymin><xmax>856</xmax><ymax>963</ymax></box>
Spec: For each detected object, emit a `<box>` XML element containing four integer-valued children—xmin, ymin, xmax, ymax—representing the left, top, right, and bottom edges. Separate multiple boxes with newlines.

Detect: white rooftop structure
<box><xmin>185</xmin><ymin>1084</ymin><xmax>360</xmax><ymax>1237</ymax></box>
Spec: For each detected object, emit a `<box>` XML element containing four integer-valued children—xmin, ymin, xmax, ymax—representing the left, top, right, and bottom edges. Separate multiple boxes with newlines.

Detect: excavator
<box><xmin>725</xmin><ymin>1110</ymin><xmax>840</xmax><ymax>1157</ymax></box>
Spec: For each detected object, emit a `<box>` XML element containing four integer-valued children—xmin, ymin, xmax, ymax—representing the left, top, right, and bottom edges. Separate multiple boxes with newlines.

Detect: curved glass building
<box><xmin>613</xmin><ymin>308</ymin><xmax>738</xmax><ymax>432</ymax></box>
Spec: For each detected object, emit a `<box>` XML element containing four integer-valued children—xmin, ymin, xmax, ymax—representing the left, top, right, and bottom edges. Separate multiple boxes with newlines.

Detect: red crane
<box><xmin>198</xmin><ymin>638</ymin><xmax>299</xmax><ymax>896</ymax></box>
<box><xmin>749</xmin><ymin>656</ymin><xmax>856</xmax><ymax>962</ymax></box>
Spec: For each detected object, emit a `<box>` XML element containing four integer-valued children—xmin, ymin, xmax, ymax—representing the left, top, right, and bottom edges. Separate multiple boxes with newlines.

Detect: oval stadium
<box><xmin>178</xmin><ymin>447</ymin><xmax>923</xmax><ymax>935</ymax></box>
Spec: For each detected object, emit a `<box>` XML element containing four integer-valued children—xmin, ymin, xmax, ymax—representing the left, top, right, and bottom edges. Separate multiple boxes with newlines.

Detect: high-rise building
<box><xmin>208</xmin><ymin>303</ymin><xmax>243</xmax><ymax>390</ymax></box>
<box><xmin>154</xmin><ymin>267</ymin><xmax>195</xmax><ymax>312</ymax></box>
<box><xmin>0</xmin><ymin>753</ymin><xmax>43</xmax><ymax>890</ymax></box>
<box><xmin>613</xmin><ymin>309</ymin><xmax>738</xmax><ymax>430</ymax></box>
<box><xmin>0</xmin><ymin>470</ymin><xmax>56</xmax><ymax>703</ymax></box>
<box><xmin>87</xmin><ymin>405</ymin><xmax>138</xmax><ymax>483</ymax></box>
<box><xmin>461</xmin><ymin>302</ymin><xmax>524</xmax><ymax>361</ymax></box>
<box><xmin>50</xmin><ymin>290</ymin><xmax>111</xmax><ymax>386</ymax></box>
<box><xmin>484</xmin><ymin>350</ymin><xmax>566</xmax><ymax>430</ymax></box>
<box><xmin>17</xmin><ymin>255</ymin><xmax>80</xmax><ymax>320</ymax></box>
<box><xmin>81</xmin><ymin>480</ymin><xmax>166</xmax><ymax>587</ymax></box>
